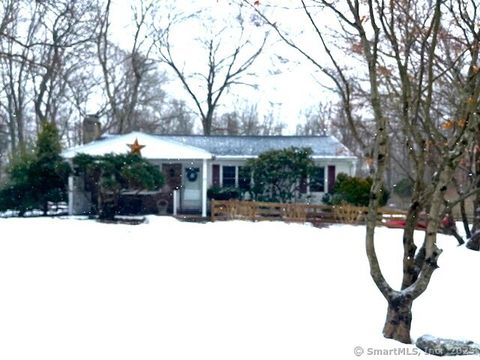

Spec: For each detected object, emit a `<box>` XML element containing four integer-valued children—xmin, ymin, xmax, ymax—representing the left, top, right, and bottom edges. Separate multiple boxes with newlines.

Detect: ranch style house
<box><xmin>63</xmin><ymin>130</ymin><xmax>357</xmax><ymax>217</ymax></box>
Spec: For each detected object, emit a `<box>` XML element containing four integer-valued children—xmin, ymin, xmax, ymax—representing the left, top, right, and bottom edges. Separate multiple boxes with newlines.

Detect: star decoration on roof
<box><xmin>127</xmin><ymin>138</ymin><xmax>145</xmax><ymax>155</ymax></box>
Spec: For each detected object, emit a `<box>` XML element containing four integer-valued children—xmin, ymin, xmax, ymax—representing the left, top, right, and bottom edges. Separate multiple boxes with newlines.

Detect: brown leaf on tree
<box><xmin>254</xmin><ymin>0</ymin><xmax>260</xmax><ymax>5</ymax></box>
<box><xmin>377</xmin><ymin>66</ymin><xmax>392</xmax><ymax>77</ymax></box>
<box><xmin>364</xmin><ymin>156</ymin><xmax>374</xmax><ymax>167</ymax></box>
<box><xmin>351</xmin><ymin>42</ymin><xmax>363</xmax><ymax>55</ymax></box>
<box><xmin>466</xmin><ymin>96</ymin><xmax>477</xmax><ymax>105</ymax></box>
<box><xmin>441</xmin><ymin>120</ymin><xmax>454</xmax><ymax>129</ymax></box>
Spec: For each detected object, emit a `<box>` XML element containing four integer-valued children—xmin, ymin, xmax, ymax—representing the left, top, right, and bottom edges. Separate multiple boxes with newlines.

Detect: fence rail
<box><xmin>211</xmin><ymin>200</ymin><xmax>407</xmax><ymax>225</ymax></box>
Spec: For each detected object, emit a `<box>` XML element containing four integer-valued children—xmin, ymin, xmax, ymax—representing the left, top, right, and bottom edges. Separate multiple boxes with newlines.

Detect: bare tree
<box><xmin>96</xmin><ymin>0</ymin><xmax>160</xmax><ymax>134</ymax></box>
<box><xmin>0</xmin><ymin>0</ymin><xmax>99</xmax><ymax>155</ymax></box>
<box><xmin>0</xmin><ymin>1</ymin><xmax>44</xmax><ymax>154</ymax></box>
<box><xmin>155</xmin><ymin>99</ymin><xmax>195</xmax><ymax>135</ymax></box>
<box><xmin>249</xmin><ymin>0</ymin><xmax>480</xmax><ymax>344</ymax></box>
<box><xmin>259</xmin><ymin>111</ymin><xmax>285</xmax><ymax>135</ymax></box>
<box><xmin>30</xmin><ymin>1</ymin><xmax>96</xmax><ymax>126</ymax></box>
<box><xmin>295</xmin><ymin>103</ymin><xmax>332</xmax><ymax>136</ymax></box>
<box><xmin>152</xmin><ymin>4</ymin><xmax>268</xmax><ymax>135</ymax></box>
<box><xmin>214</xmin><ymin>103</ymin><xmax>285</xmax><ymax>135</ymax></box>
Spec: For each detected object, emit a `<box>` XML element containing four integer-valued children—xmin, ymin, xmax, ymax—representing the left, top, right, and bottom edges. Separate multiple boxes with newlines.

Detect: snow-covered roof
<box><xmin>154</xmin><ymin>135</ymin><xmax>356</xmax><ymax>159</ymax></box>
<box><xmin>62</xmin><ymin>132</ymin><xmax>356</xmax><ymax>161</ymax></box>
<box><xmin>62</xmin><ymin>132</ymin><xmax>212</xmax><ymax>160</ymax></box>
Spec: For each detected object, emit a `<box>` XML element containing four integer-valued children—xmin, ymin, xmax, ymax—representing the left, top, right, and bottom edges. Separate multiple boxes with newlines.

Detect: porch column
<box><xmin>68</xmin><ymin>175</ymin><xmax>74</xmax><ymax>216</ymax></box>
<box><xmin>202</xmin><ymin>159</ymin><xmax>208</xmax><ymax>217</ymax></box>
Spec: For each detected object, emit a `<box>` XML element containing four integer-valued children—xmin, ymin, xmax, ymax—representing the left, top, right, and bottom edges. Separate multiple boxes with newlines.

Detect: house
<box><xmin>62</xmin><ymin>131</ymin><xmax>357</xmax><ymax>217</ymax></box>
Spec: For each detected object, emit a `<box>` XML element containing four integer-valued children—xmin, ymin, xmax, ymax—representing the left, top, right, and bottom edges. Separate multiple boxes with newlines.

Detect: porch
<box><xmin>64</xmin><ymin>132</ymin><xmax>213</xmax><ymax>217</ymax></box>
<box><xmin>68</xmin><ymin>159</ymin><xmax>210</xmax><ymax>218</ymax></box>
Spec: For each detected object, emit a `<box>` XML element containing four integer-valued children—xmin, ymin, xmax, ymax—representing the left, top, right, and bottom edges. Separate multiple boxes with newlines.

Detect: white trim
<box><xmin>202</xmin><ymin>159</ymin><xmax>207</xmax><ymax>217</ymax></box>
<box><xmin>214</xmin><ymin>155</ymin><xmax>357</xmax><ymax>161</ymax></box>
<box><xmin>173</xmin><ymin>190</ymin><xmax>178</xmax><ymax>216</ymax></box>
<box><xmin>215</xmin><ymin>155</ymin><xmax>257</xmax><ymax>160</ymax></box>
<box><xmin>311</xmin><ymin>155</ymin><xmax>357</xmax><ymax>160</ymax></box>
<box><xmin>68</xmin><ymin>176</ymin><xmax>74</xmax><ymax>215</ymax></box>
<box><xmin>324</xmin><ymin>169</ymin><xmax>328</xmax><ymax>193</ymax></box>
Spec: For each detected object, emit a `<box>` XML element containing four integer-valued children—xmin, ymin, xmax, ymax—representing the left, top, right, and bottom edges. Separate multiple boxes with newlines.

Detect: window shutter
<box><xmin>212</xmin><ymin>165</ymin><xmax>220</xmax><ymax>186</ymax></box>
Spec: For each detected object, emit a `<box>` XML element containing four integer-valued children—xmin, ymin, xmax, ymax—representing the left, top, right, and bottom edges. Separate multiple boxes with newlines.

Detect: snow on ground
<box><xmin>0</xmin><ymin>216</ymin><xmax>478</xmax><ymax>360</ymax></box>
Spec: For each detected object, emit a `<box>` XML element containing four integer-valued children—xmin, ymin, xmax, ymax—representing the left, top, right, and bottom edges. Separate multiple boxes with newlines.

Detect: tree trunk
<box><xmin>472</xmin><ymin>147</ymin><xmax>480</xmax><ymax>237</ymax></box>
<box><xmin>383</xmin><ymin>296</ymin><xmax>413</xmax><ymax>344</ymax></box>
<box><xmin>472</xmin><ymin>189</ymin><xmax>480</xmax><ymax>236</ymax></box>
<box><xmin>459</xmin><ymin>198</ymin><xmax>471</xmax><ymax>239</ymax></box>
<box><xmin>401</xmin><ymin>201</ymin><xmax>421</xmax><ymax>289</ymax></box>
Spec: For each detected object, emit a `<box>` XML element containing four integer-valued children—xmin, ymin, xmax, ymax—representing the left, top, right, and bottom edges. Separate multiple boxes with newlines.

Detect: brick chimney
<box><xmin>82</xmin><ymin>115</ymin><xmax>101</xmax><ymax>144</ymax></box>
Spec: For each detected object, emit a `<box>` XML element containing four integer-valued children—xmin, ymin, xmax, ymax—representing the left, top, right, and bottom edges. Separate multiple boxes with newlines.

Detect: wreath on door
<box><xmin>186</xmin><ymin>167</ymin><xmax>199</xmax><ymax>182</ymax></box>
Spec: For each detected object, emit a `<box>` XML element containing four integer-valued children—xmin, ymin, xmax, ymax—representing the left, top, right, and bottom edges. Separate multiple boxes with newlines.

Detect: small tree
<box><xmin>73</xmin><ymin>153</ymin><xmax>164</xmax><ymax>220</ymax></box>
<box><xmin>247</xmin><ymin>147</ymin><xmax>315</xmax><ymax>203</ymax></box>
<box><xmin>33</xmin><ymin>122</ymin><xmax>72</xmax><ymax>213</ymax></box>
<box><xmin>0</xmin><ymin>122</ymin><xmax>71</xmax><ymax>216</ymax></box>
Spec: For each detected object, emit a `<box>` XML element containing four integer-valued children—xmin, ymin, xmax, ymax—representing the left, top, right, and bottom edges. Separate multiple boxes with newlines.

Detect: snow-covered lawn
<box><xmin>0</xmin><ymin>216</ymin><xmax>478</xmax><ymax>359</ymax></box>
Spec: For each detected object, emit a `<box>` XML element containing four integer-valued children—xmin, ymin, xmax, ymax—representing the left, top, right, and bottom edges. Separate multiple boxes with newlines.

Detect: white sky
<box><xmin>107</xmin><ymin>0</ymin><xmax>338</xmax><ymax>134</ymax></box>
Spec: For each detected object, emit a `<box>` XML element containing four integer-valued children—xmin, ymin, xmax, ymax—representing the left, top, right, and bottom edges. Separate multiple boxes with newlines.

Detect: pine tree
<box><xmin>0</xmin><ymin>122</ymin><xmax>71</xmax><ymax>216</ymax></box>
<box><xmin>32</xmin><ymin>122</ymin><xmax>71</xmax><ymax>214</ymax></box>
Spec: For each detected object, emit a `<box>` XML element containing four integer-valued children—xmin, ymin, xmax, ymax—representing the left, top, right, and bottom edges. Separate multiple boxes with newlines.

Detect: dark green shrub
<box><xmin>207</xmin><ymin>186</ymin><xmax>242</xmax><ymax>200</ymax></box>
<box><xmin>393</xmin><ymin>178</ymin><xmax>413</xmax><ymax>198</ymax></box>
<box><xmin>330</xmin><ymin>173</ymin><xmax>389</xmax><ymax>207</ymax></box>
<box><xmin>246</xmin><ymin>147</ymin><xmax>315</xmax><ymax>203</ymax></box>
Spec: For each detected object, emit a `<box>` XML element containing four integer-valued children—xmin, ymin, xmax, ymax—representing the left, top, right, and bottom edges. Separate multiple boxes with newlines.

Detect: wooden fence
<box><xmin>211</xmin><ymin>199</ymin><xmax>407</xmax><ymax>226</ymax></box>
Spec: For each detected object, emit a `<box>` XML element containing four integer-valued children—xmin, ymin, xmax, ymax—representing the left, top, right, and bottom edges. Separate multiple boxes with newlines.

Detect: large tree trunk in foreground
<box><xmin>383</xmin><ymin>295</ymin><xmax>413</xmax><ymax>344</ymax></box>
<box><xmin>467</xmin><ymin>150</ymin><xmax>480</xmax><ymax>251</ymax></box>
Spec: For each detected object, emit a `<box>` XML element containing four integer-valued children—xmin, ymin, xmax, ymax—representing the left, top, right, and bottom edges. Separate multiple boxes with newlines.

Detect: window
<box><xmin>310</xmin><ymin>166</ymin><xmax>325</xmax><ymax>192</ymax></box>
<box><xmin>222</xmin><ymin>166</ymin><xmax>236</xmax><ymax>187</ymax></box>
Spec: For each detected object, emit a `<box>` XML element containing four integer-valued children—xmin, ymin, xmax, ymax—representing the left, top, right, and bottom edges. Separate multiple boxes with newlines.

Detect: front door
<box><xmin>162</xmin><ymin>164</ymin><xmax>182</xmax><ymax>212</ymax></box>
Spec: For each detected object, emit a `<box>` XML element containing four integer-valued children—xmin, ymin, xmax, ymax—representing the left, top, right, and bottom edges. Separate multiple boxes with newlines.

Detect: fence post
<box><xmin>211</xmin><ymin>199</ymin><xmax>216</xmax><ymax>222</ymax></box>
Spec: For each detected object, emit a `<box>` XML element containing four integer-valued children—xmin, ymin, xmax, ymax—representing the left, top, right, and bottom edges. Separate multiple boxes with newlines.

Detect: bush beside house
<box><xmin>323</xmin><ymin>173</ymin><xmax>389</xmax><ymax>207</ymax></box>
<box><xmin>207</xmin><ymin>186</ymin><xmax>243</xmax><ymax>201</ymax></box>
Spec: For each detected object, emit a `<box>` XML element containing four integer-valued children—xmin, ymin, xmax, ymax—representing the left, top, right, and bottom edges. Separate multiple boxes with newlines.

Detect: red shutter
<box><xmin>328</xmin><ymin>165</ymin><xmax>336</xmax><ymax>193</ymax></box>
<box><xmin>212</xmin><ymin>165</ymin><xmax>220</xmax><ymax>186</ymax></box>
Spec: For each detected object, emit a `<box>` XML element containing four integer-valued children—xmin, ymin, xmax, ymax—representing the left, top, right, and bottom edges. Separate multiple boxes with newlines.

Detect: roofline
<box><xmin>63</xmin><ymin>150</ymin><xmax>213</xmax><ymax>160</ymax></box>
<box><xmin>62</xmin><ymin>132</ymin><xmax>357</xmax><ymax>159</ymax></box>
<box><xmin>213</xmin><ymin>155</ymin><xmax>357</xmax><ymax>160</ymax></box>
<box><xmin>312</xmin><ymin>155</ymin><xmax>357</xmax><ymax>160</ymax></box>
<box><xmin>153</xmin><ymin>134</ymin><xmax>332</xmax><ymax>139</ymax></box>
